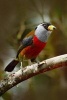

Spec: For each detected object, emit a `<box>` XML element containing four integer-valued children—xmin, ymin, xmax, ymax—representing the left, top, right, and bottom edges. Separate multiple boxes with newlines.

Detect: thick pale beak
<box><xmin>48</xmin><ymin>25</ymin><xmax>56</xmax><ymax>31</ymax></box>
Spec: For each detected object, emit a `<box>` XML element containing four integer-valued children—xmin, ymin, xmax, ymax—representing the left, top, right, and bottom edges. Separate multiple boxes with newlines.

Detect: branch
<box><xmin>0</xmin><ymin>54</ymin><xmax>67</xmax><ymax>96</ymax></box>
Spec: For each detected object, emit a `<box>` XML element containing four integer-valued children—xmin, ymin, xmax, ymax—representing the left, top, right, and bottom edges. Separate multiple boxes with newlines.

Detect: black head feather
<box><xmin>42</xmin><ymin>22</ymin><xmax>51</xmax><ymax>30</ymax></box>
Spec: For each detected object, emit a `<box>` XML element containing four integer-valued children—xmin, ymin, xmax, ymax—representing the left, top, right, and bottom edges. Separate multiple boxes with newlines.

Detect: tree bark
<box><xmin>0</xmin><ymin>54</ymin><xmax>67</xmax><ymax>96</ymax></box>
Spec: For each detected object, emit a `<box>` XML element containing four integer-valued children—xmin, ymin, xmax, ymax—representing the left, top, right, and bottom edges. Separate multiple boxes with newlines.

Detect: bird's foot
<box><xmin>38</xmin><ymin>60</ymin><xmax>47</xmax><ymax>68</ymax></box>
<box><xmin>31</xmin><ymin>58</ymin><xmax>40</xmax><ymax>64</ymax></box>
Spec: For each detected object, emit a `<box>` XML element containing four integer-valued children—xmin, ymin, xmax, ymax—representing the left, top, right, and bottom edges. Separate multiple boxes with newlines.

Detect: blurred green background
<box><xmin>0</xmin><ymin>0</ymin><xmax>67</xmax><ymax>100</ymax></box>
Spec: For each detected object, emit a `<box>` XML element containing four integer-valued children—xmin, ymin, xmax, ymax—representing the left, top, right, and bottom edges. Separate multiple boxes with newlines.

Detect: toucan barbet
<box><xmin>5</xmin><ymin>22</ymin><xmax>56</xmax><ymax>72</ymax></box>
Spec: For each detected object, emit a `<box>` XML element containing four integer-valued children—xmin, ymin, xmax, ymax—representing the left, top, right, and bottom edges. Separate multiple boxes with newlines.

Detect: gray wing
<box><xmin>16</xmin><ymin>36</ymin><xmax>33</xmax><ymax>58</ymax></box>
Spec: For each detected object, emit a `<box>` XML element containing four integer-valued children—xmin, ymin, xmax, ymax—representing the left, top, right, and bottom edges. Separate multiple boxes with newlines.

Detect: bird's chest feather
<box><xmin>24</xmin><ymin>36</ymin><xmax>46</xmax><ymax>59</ymax></box>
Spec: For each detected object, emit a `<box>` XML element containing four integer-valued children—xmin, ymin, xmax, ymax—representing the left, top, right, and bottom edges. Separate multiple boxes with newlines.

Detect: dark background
<box><xmin>0</xmin><ymin>0</ymin><xmax>67</xmax><ymax>100</ymax></box>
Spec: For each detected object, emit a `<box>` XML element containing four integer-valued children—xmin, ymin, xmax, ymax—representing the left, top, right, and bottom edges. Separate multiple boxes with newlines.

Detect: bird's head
<box><xmin>35</xmin><ymin>22</ymin><xmax>56</xmax><ymax>42</ymax></box>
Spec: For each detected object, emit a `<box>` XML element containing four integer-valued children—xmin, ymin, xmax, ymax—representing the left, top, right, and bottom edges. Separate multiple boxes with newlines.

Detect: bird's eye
<box><xmin>35</xmin><ymin>26</ymin><xmax>37</xmax><ymax>30</ymax></box>
<box><xmin>42</xmin><ymin>23</ymin><xmax>48</xmax><ymax>29</ymax></box>
<box><xmin>42</xmin><ymin>23</ymin><xmax>51</xmax><ymax>30</ymax></box>
<box><xmin>42</xmin><ymin>23</ymin><xmax>46</xmax><ymax>26</ymax></box>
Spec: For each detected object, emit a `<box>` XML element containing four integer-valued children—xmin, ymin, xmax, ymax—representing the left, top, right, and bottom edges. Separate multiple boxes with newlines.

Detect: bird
<box><xmin>5</xmin><ymin>22</ymin><xmax>56</xmax><ymax>72</ymax></box>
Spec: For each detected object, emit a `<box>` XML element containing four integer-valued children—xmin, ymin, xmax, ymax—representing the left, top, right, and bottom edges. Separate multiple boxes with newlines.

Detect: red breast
<box><xmin>20</xmin><ymin>36</ymin><xmax>46</xmax><ymax>59</ymax></box>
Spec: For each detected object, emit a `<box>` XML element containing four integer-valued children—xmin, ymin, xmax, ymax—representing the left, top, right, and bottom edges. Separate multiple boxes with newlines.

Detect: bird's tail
<box><xmin>5</xmin><ymin>59</ymin><xmax>19</xmax><ymax>72</ymax></box>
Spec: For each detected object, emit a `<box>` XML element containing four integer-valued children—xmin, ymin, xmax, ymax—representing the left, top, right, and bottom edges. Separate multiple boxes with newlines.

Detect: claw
<box><xmin>38</xmin><ymin>60</ymin><xmax>47</xmax><ymax>68</ymax></box>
